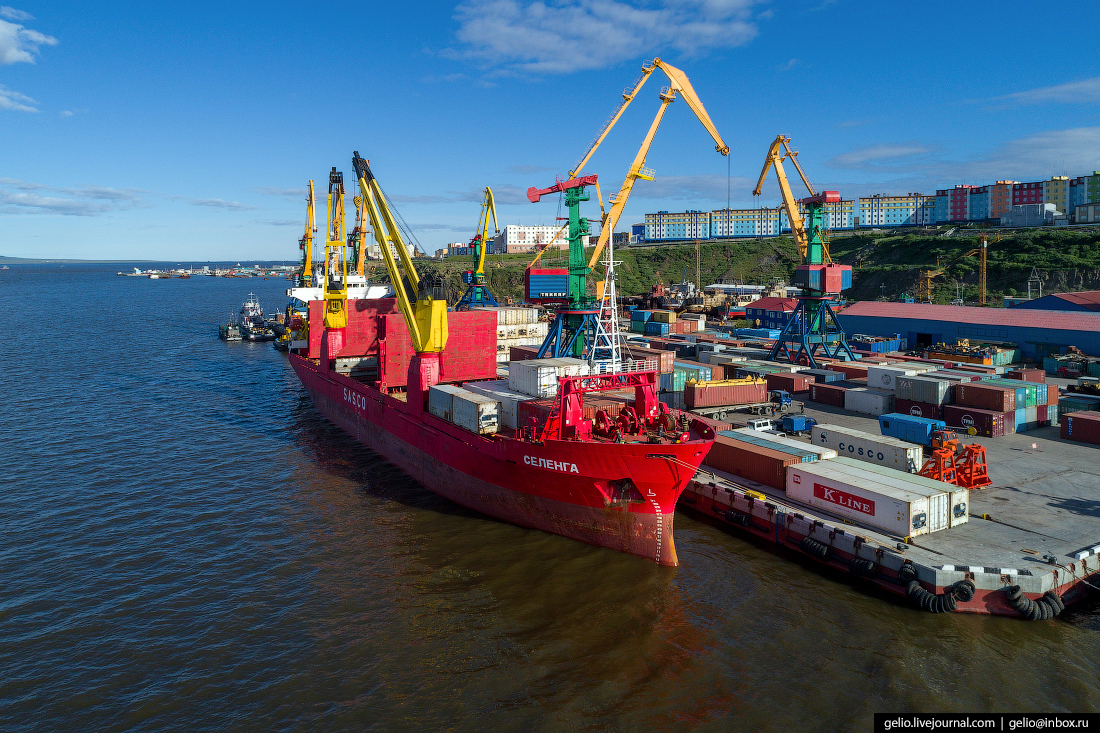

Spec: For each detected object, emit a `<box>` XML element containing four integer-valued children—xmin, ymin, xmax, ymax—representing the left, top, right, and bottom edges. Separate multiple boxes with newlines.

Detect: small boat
<box><xmin>238</xmin><ymin>294</ymin><xmax>277</xmax><ymax>342</ymax></box>
<box><xmin>219</xmin><ymin>320</ymin><xmax>242</xmax><ymax>341</ymax></box>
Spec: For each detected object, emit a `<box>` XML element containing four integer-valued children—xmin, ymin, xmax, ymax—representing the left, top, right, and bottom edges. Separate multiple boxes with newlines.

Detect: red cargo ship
<box><xmin>289</xmin><ymin>298</ymin><xmax>713</xmax><ymax>566</ymax></box>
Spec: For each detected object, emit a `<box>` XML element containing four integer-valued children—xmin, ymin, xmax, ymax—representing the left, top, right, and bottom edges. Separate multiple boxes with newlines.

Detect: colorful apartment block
<box><xmin>709</xmin><ymin>208</ymin><xmax>781</xmax><ymax>238</ymax></box>
<box><xmin>989</xmin><ymin>181</ymin><xmax>1016</xmax><ymax>219</ymax></box>
<box><xmin>1043</xmin><ymin>176</ymin><xmax>1070</xmax><ymax>214</ymax></box>
<box><xmin>644</xmin><ymin>210</ymin><xmax>711</xmax><ymax>241</ymax></box>
<box><xmin>858</xmin><ymin>194</ymin><xmax>936</xmax><ymax>227</ymax></box>
<box><xmin>1012</xmin><ymin>181</ymin><xmax>1044</xmax><ymax>206</ymax></box>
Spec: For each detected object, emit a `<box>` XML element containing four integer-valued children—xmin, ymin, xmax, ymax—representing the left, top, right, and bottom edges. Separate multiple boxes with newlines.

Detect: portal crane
<box><xmin>752</xmin><ymin>135</ymin><xmax>854</xmax><ymax>367</ymax></box>
<box><xmin>297</xmin><ymin>181</ymin><xmax>316</xmax><ymax>286</ymax></box>
<box><xmin>455</xmin><ymin>187</ymin><xmax>500</xmax><ymax>310</ymax></box>
<box><xmin>581</xmin><ymin>58</ymin><xmax>729</xmax><ymax>271</ymax></box>
<box><xmin>962</xmin><ymin>237</ymin><xmax>994</xmax><ymax>306</ymax></box>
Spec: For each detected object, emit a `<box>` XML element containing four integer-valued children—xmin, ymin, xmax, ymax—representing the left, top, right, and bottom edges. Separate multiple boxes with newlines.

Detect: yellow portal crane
<box><xmin>298</xmin><ymin>180</ymin><xmax>316</xmax><ymax>286</ymax></box>
<box><xmin>456</xmin><ymin>187</ymin><xmax>500</xmax><ymax>310</ymax></box>
<box><xmin>962</xmin><ymin>237</ymin><xmax>995</xmax><ymax>306</ymax></box>
<box><xmin>352</xmin><ymin>152</ymin><xmax>448</xmax><ymax>354</ymax></box>
<box><xmin>323</xmin><ymin>168</ymin><xmax>348</xmax><ymax>330</ymax></box>
<box><xmin>918</xmin><ymin>268</ymin><xmax>944</xmax><ymax>303</ymax></box>
<box><xmin>577</xmin><ymin>58</ymin><xmax>729</xmax><ymax>270</ymax></box>
<box><xmin>753</xmin><ymin>135</ymin><xmax>835</xmax><ymax>264</ymax></box>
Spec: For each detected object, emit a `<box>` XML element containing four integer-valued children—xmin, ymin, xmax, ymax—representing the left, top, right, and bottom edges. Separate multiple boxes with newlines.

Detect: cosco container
<box><xmin>827</xmin><ymin>457</ymin><xmax>968</xmax><ymax>528</ymax></box>
<box><xmin>810</xmin><ymin>424</ymin><xmax>923</xmax><ymax>473</ymax></box>
<box><xmin>785</xmin><ymin>462</ymin><xmax>936</xmax><ymax>537</ymax></box>
<box><xmin>894</xmin><ymin>375</ymin><xmax>951</xmax><ymax>405</ymax></box>
<box><xmin>451</xmin><ymin>391</ymin><xmax>500</xmax><ymax>434</ymax></box>
<box><xmin>866</xmin><ymin>365</ymin><xmax>920</xmax><ymax>391</ymax></box>
<box><xmin>844</xmin><ymin>388</ymin><xmax>895</xmax><ymax>416</ymax></box>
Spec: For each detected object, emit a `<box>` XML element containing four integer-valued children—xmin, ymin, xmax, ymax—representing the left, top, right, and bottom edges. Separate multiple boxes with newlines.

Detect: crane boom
<box><xmin>298</xmin><ymin>180</ymin><xmax>316</xmax><ymax>286</ymax></box>
<box><xmin>753</xmin><ymin>134</ymin><xmax>838</xmax><ymax>264</ymax></box>
<box><xmin>352</xmin><ymin>152</ymin><xmax>447</xmax><ymax>353</ymax></box>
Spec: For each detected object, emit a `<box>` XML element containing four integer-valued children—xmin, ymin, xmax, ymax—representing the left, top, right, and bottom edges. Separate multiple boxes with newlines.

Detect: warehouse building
<box><xmin>746</xmin><ymin>297</ymin><xmax>799</xmax><ymax>329</ymax></box>
<box><xmin>1009</xmin><ymin>291</ymin><xmax>1100</xmax><ymax>312</ymax></box>
<box><xmin>837</xmin><ymin>301</ymin><xmax>1100</xmax><ymax>359</ymax></box>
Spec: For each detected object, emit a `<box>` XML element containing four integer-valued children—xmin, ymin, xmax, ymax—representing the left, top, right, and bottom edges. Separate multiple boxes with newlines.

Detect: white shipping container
<box><xmin>730</xmin><ymin>428</ymin><xmax>838</xmax><ymax>460</ymax></box>
<box><xmin>545</xmin><ymin>357</ymin><xmax>591</xmax><ymax>377</ymax></box>
<box><xmin>472</xmin><ymin>306</ymin><xmax>540</xmax><ymax>325</ymax></box>
<box><xmin>785</xmin><ymin>462</ymin><xmax>933</xmax><ymax>538</ymax></box>
<box><xmin>498</xmin><ymin>322</ymin><xmax>549</xmax><ymax>339</ymax></box>
<box><xmin>810</xmin><ymin>424</ymin><xmax>923</xmax><ymax>473</ymax></box>
<box><xmin>894</xmin><ymin>375</ymin><xmax>951</xmax><ymax>405</ymax></box>
<box><xmin>451</xmin><ymin>390</ymin><xmax>500</xmax><ymax>434</ymax></box>
<box><xmin>508</xmin><ymin>360</ymin><xmax>560</xmax><ymax>397</ymax></box>
<box><xmin>427</xmin><ymin>384</ymin><xmax>468</xmax><ymax>422</ymax></box>
<box><xmin>828</xmin><ymin>457</ymin><xmax>968</xmax><ymax>528</ymax></box>
<box><xmin>867</xmin><ymin>365</ymin><xmax>920</xmax><ymax>391</ymax></box>
<box><xmin>463</xmin><ymin>380</ymin><xmax>528</xmax><ymax>429</ymax></box>
<box><xmin>844</xmin><ymin>388</ymin><xmax>895</xmax><ymax>416</ymax></box>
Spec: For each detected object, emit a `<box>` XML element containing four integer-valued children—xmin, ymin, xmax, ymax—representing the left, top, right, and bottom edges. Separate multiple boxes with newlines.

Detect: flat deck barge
<box><xmin>678</xmin><ymin>398</ymin><xmax>1100</xmax><ymax>619</ymax></box>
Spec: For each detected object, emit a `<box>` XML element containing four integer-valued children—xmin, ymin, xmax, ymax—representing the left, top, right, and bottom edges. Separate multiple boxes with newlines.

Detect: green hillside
<box><xmin>379</xmin><ymin>227</ymin><xmax>1100</xmax><ymax>306</ymax></box>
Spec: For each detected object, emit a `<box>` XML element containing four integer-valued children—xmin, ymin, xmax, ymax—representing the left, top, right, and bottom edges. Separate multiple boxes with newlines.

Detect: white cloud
<box><xmin>992</xmin><ymin>76</ymin><xmax>1100</xmax><ymax>106</ymax></box>
<box><xmin>826</xmin><ymin>143</ymin><xmax>936</xmax><ymax>170</ymax></box>
<box><xmin>0</xmin><ymin>16</ymin><xmax>57</xmax><ymax>65</ymax></box>
<box><xmin>59</xmin><ymin>109</ymin><xmax>72</xmax><ymax>117</ymax></box>
<box><xmin>253</xmin><ymin>186</ymin><xmax>309</xmax><ymax>200</ymax></box>
<box><xmin>0</xmin><ymin>178</ymin><xmax>146</xmax><ymax>216</ymax></box>
<box><xmin>0</xmin><ymin>84</ymin><xmax>36</xmax><ymax>112</ymax></box>
<box><xmin>0</xmin><ymin>6</ymin><xmax>32</xmax><ymax>21</ymax></box>
<box><xmin>444</xmin><ymin>0</ymin><xmax>761</xmax><ymax>75</ymax></box>
<box><xmin>778</xmin><ymin>58</ymin><xmax>799</xmax><ymax>72</ymax></box>
<box><xmin>174</xmin><ymin>197</ymin><xmax>258</xmax><ymax>212</ymax></box>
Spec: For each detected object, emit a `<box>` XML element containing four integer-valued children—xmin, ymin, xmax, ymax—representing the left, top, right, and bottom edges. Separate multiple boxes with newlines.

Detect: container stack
<box><xmin>1061</xmin><ymin>412</ymin><xmax>1100</xmax><ymax>445</ymax></box>
<box><xmin>428</xmin><ymin>384</ymin><xmax>501</xmax><ymax>435</ymax></box>
<box><xmin>472</xmin><ymin>306</ymin><xmax>548</xmax><ymax>363</ymax></box>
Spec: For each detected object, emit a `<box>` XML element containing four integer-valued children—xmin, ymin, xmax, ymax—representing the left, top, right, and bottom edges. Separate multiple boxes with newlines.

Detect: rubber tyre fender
<box><xmin>953</xmin><ymin>580</ymin><xmax>975</xmax><ymax>603</ymax></box>
<box><xmin>725</xmin><ymin>509</ymin><xmax>751</xmax><ymax>527</ymax></box>
<box><xmin>1043</xmin><ymin>591</ymin><xmax>1065</xmax><ymax>615</ymax></box>
<box><xmin>898</xmin><ymin>562</ymin><xmax>917</xmax><ymax>585</ymax></box>
<box><xmin>1037</xmin><ymin>599</ymin><xmax>1053</xmax><ymax>621</ymax></box>
<box><xmin>941</xmin><ymin>590</ymin><xmax>958</xmax><ymax>613</ymax></box>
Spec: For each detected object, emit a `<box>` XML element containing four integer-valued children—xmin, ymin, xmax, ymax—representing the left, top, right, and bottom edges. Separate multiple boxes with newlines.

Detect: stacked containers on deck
<box><xmin>507</xmin><ymin>358</ymin><xmax>589</xmax><ymax>398</ymax></box>
<box><xmin>428</xmin><ymin>385</ymin><xmax>500</xmax><ymax>434</ymax></box>
<box><xmin>810</xmin><ymin>423</ymin><xmax>923</xmax><ymax>473</ymax></box>
<box><xmin>464</xmin><ymin>379</ymin><xmax>530</xmax><ymax>430</ymax></box>
<box><xmin>630</xmin><ymin>309</ymin><xmax>651</xmax><ymax>334</ymax></box>
<box><xmin>472</xmin><ymin>306</ymin><xmax>548</xmax><ymax>362</ymax></box>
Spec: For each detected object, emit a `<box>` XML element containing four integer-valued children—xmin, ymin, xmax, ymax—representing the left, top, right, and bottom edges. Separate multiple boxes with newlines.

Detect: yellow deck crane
<box><xmin>455</xmin><ymin>187</ymin><xmax>500</xmax><ymax>310</ymax></box>
<box><xmin>352</xmin><ymin>152</ymin><xmax>448</xmax><ymax>409</ymax></box>
<box><xmin>578</xmin><ymin>58</ymin><xmax>730</xmax><ymax>272</ymax></box>
<box><xmin>752</xmin><ymin>135</ymin><xmax>854</xmax><ymax>366</ymax></box>
<box><xmin>297</xmin><ymin>180</ymin><xmax>316</xmax><ymax>286</ymax></box>
<box><xmin>322</xmin><ymin>168</ymin><xmax>349</xmax><ymax>331</ymax></box>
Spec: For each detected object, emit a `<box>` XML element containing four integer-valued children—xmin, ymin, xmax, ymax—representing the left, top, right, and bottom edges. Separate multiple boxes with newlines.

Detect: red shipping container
<box><xmin>509</xmin><ymin>345</ymin><xmax>540</xmax><ymax>362</ymax></box>
<box><xmin>1006</xmin><ymin>368</ymin><xmax>1045</xmax><ymax>383</ymax></box>
<box><xmin>1037</xmin><ymin>405</ymin><xmax>1047</xmax><ymax>423</ymax></box>
<box><xmin>829</xmin><ymin>363</ymin><xmax>870</xmax><ymax>379</ymax></box>
<box><xmin>1061</xmin><ymin>411</ymin><xmax>1100</xmax><ymax>444</ymax></box>
<box><xmin>943</xmin><ymin>404</ymin><xmax>1008</xmax><ymax>437</ymax></box>
<box><xmin>955</xmin><ymin>383</ymin><xmax>1015</xmax><ymax>413</ymax></box>
<box><xmin>703</xmin><ymin>436</ymin><xmax>800</xmax><ymax>490</ymax></box>
<box><xmin>765</xmin><ymin>372</ymin><xmax>813</xmax><ymax>393</ymax></box>
<box><xmin>689</xmin><ymin>415</ymin><xmax>734</xmax><ymax>436</ymax></box>
<box><xmin>894</xmin><ymin>398</ymin><xmax>943</xmax><ymax>420</ymax></box>
<box><xmin>685</xmin><ymin>380</ymin><xmax>767</xmax><ymax>408</ymax></box>
<box><xmin>1049</xmin><ymin>387</ymin><xmax>1060</xmax><ymax>406</ymax></box>
<box><xmin>624</xmin><ymin>346</ymin><xmax>675</xmax><ymax>373</ymax></box>
<box><xmin>808</xmin><ymin>382</ymin><xmax>847</xmax><ymax>407</ymax></box>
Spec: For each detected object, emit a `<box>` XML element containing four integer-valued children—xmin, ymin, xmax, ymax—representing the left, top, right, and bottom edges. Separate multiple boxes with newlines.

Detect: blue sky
<box><xmin>2</xmin><ymin>0</ymin><xmax>1098</xmax><ymax>260</ymax></box>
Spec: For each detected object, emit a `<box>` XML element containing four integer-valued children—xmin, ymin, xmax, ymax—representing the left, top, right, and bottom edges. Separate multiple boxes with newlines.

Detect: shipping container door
<box><xmin>928</xmin><ymin>493</ymin><xmax>949</xmax><ymax>532</ymax></box>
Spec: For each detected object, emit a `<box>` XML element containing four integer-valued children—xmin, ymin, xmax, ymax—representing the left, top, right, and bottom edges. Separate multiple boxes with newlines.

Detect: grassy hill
<box><xmin>380</xmin><ymin>227</ymin><xmax>1100</xmax><ymax>306</ymax></box>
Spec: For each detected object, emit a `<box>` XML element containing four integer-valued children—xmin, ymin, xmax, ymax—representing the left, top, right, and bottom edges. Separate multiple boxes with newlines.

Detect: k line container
<box><xmin>943</xmin><ymin>404</ymin><xmax>1009</xmax><ymax>437</ymax></box>
<box><xmin>704</xmin><ymin>435</ymin><xmax>801</xmax><ymax>490</ymax></box>
<box><xmin>844</xmin><ymin>388</ymin><xmax>895</xmax><ymax>416</ymax></box>
<box><xmin>810</xmin><ymin>424</ymin><xmax>923</xmax><ymax>473</ymax></box>
<box><xmin>827</xmin><ymin>457</ymin><xmax>968</xmax><ymax>528</ymax></box>
<box><xmin>866</xmin><ymin>365</ymin><xmax>920</xmax><ymax>391</ymax></box>
<box><xmin>785</xmin><ymin>462</ymin><xmax>934</xmax><ymax>537</ymax></box>
<box><xmin>451</xmin><ymin>391</ymin><xmax>500</xmax><ymax>434</ymax></box>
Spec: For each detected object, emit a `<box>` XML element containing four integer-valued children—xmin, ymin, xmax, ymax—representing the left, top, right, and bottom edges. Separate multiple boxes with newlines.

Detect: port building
<box><xmin>837</xmin><ymin>301</ymin><xmax>1100</xmax><ymax>359</ymax></box>
<box><xmin>1008</xmin><ymin>291</ymin><xmax>1100</xmax><ymax>313</ymax></box>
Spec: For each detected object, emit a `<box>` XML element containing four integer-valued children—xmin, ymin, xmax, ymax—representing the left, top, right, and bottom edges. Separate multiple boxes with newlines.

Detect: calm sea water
<box><xmin>1</xmin><ymin>263</ymin><xmax>1097</xmax><ymax>732</ymax></box>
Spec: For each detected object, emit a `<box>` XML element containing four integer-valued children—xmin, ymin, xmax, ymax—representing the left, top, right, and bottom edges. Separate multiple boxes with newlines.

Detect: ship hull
<box><xmin>290</xmin><ymin>354</ymin><xmax>710</xmax><ymax>565</ymax></box>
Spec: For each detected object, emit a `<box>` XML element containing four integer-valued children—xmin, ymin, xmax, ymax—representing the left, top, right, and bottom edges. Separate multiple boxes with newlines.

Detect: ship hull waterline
<box><xmin>290</xmin><ymin>354</ymin><xmax>709</xmax><ymax>566</ymax></box>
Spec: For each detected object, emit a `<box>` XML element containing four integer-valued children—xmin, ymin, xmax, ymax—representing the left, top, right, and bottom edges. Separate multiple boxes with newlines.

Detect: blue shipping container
<box><xmin>878</xmin><ymin>413</ymin><xmax>946</xmax><ymax>446</ymax></box>
<box><xmin>645</xmin><ymin>321</ymin><xmax>670</xmax><ymax>335</ymax></box>
<box><xmin>675</xmin><ymin>362</ymin><xmax>712</xmax><ymax>381</ymax></box>
<box><xmin>631</xmin><ymin>310</ymin><xmax>652</xmax><ymax>322</ymax></box>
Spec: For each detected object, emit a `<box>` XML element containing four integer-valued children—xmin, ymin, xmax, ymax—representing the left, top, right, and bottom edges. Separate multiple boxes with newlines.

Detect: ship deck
<box><xmin>681</xmin><ymin>395</ymin><xmax>1100</xmax><ymax>616</ymax></box>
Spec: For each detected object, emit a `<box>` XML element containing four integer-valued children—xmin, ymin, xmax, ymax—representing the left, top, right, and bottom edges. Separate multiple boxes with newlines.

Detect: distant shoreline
<box><xmin>0</xmin><ymin>256</ymin><xmax>293</xmax><ymax>265</ymax></box>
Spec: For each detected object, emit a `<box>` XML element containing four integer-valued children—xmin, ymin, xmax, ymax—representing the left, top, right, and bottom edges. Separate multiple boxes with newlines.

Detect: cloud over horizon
<box><xmin>0</xmin><ymin>178</ymin><xmax>146</xmax><ymax>216</ymax></box>
<box><xmin>991</xmin><ymin>76</ymin><xmax>1100</xmax><ymax>106</ymax></box>
<box><xmin>0</xmin><ymin>11</ymin><xmax>57</xmax><ymax>65</ymax></box>
<box><xmin>444</xmin><ymin>0</ymin><xmax>761</xmax><ymax>75</ymax></box>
